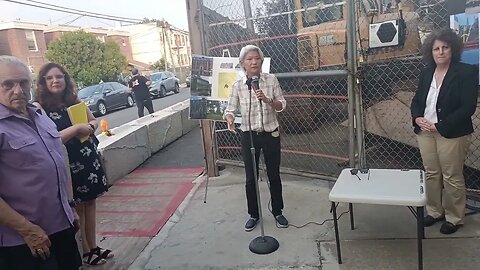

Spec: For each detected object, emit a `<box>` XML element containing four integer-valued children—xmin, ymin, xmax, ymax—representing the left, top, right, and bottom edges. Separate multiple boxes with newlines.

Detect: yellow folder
<box><xmin>66</xmin><ymin>102</ymin><xmax>89</xmax><ymax>143</ymax></box>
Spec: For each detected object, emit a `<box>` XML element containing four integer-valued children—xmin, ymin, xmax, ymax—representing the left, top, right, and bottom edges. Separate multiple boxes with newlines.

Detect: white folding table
<box><xmin>329</xmin><ymin>168</ymin><xmax>426</xmax><ymax>270</ymax></box>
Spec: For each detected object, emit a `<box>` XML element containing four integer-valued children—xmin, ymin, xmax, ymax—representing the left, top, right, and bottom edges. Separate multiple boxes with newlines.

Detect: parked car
<box><xmin>149</xmin><ymin>71</ymin><xmax>180</xmax><ymax>98</ymax></box>
<box><xmin>186</xmin><ymin>75</ymin><xmax>191</xmax><ymax>87</ymax></box>
<box><xmin>78</xmin><ymin>82</ymin><xmax>135</xmax><ymax>116</ymax></box>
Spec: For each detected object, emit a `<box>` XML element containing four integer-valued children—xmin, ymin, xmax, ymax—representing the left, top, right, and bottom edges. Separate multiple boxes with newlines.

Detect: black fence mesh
<box><xmin>200</xmin><ymin>0</ymin><xmax>480</xmax><ymax>190</ymax></box>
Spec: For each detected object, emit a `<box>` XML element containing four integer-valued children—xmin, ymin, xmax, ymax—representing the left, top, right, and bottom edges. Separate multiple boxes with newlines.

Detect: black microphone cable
<box><xmin>258</xmin><ymin>159</ymin><xmax>350</xmax><ymax>229</ymax></box>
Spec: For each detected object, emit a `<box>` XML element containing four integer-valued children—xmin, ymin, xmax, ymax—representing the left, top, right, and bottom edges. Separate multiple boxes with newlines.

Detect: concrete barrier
<box><xmin>127</xmin><ymin>110</ymin><xmax>182</xmax><ymax>154</ymax></box>
<box><xmin>97</xmin><ymin>100</ymin><xmax>199</xmax><ymax>184</ymax></box>
<box><xmin>97</xmin><ymin>125</ymin><xmax>150</xmax><ymax>184</ymax></box>
<box><xmin>162</xmin><ymin>100</ymin><xmax>198</xmax><ymax>135</ymax></box>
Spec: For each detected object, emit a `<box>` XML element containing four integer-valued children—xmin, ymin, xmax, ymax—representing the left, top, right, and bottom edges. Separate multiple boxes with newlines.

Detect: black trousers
<box><xmin>241</xmin><ymin>130</ymin><xmax>284</xmax><ymax>218</ymax></box>
<box><xmin>135</xmin><ymin>95</ymin><xmax>154</xmax><ymax>117</ymax></box>
<box><xmin>0</xmin><ymin>227</ymin><xmax>82</xmax><ymax>270</ymax></box>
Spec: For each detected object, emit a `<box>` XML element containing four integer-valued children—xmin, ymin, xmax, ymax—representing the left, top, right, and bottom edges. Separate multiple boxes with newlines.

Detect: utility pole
<box><xmin>158</xmin><ymin>20</ymin><xmax>169</xmax><ymax>71</ymax></box>
<box><xmin>243</xmin><ymin>0</ymin><xmax>255</xmax><ymax>32</ymax></box>
<box><xmin>165</xmin><ymin>22</ymin><xmax>176</xmax><ymax>73</ymax></box>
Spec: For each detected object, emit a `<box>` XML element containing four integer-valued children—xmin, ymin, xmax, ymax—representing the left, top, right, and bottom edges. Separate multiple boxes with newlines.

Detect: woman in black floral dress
<box><xmin>34</xmin><ymin>63</ymin><xmax>113</xmax><ymax>266</ymax></box>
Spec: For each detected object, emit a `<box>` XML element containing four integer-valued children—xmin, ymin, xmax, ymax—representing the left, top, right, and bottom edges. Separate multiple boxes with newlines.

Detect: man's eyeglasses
<box><xmin>44</xmin><ymin>74</ymin><xmax>65</xmax><ymax>81</ymax></box>
<box><xmin>350</xmin><ymin>168</ymin><xmax>370</xmax><ymax>181</ymax></box>
<box><xmin>0</xmin><ymin>79</ymin><xmax>31</xmax><ymax>91</ymax></box>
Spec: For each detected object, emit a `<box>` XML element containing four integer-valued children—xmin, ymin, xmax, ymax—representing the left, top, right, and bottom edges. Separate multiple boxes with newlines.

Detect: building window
<box><xmin>25</xmin><ymin>31</ymin><xmax>38</xmax><ymax>51</ymax></box>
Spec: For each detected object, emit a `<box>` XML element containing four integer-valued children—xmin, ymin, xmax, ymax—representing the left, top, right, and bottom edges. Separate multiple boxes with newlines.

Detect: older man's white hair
<box><xmin>239</xmin><ymin>45</ymin><xmax>264</xmax><ymax>71</ymax></box>
<box><xmin>0</xmin><ymin>55</ymin><xmax>31</xmax><ymax>75</ymax></box>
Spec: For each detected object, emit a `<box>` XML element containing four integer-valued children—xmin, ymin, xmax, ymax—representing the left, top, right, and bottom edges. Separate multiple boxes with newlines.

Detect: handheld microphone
<box><xmin>251</xmin><ymin>76</ymin><xmax>265</xmax><ymax>130</ymax></box>
<box><xmin>251</xmin><ymin>76</ymin><xmax>261</xmax><ymax>101</ymax></box>
<box><xmin>251</xmin><ymin>76</ymin><xmax>259</xmax><ymax>90</ymax></box>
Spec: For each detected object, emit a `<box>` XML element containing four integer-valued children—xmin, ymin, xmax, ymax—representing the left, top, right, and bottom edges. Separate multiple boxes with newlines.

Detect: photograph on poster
<box><xmin>190</xmin><ymin>75</ymin><xmax>212</xmax><ymax>97</ymax></box>
<box><xmin>189</xmin><ymin>97</ymin><xmax>231</xmax><ymax>120</ymax></box>
<box><xmin>191</xmin><ymin>56</ymin><xmax>213</xmax><ymax>76</ymax></box>
<box><xmin>190</xmin><ymin>56</ymin><xmax>214</xmax><ymax>97</ymax></box>
<box><xmin>189</xmin><ymin>96</ymin><xmax>208</xmax><ymax>119</ymax></box>
<box><xmin>206</xmin><ymin>99</ymin><xmax>229</xmax><ymax>121</ymax></box>
<box><xmin>450</xmin><ymin>13</ymin><xmax>479</xmax><ymax>65</ymax></box>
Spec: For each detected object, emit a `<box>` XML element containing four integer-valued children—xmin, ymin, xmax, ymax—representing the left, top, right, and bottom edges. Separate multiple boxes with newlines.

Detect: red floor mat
<box><xmin>96</xmin><ymin>167</ymin><xmax>203</xmax><ymax>237</ymax></box>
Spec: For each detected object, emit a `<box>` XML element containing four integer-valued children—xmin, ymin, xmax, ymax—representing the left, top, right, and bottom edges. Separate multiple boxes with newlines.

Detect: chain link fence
<box><xmin>199</xmin><ymin>0</ymin><xmax>480</xmax><ymax>191</ymax></box>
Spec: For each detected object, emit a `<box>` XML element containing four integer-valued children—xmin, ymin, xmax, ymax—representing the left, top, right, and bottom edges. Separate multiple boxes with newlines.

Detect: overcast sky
<box><xmin>0</xmin><ymin>0</ymin><xmax>189</xmax><ymax>30</ymax></box>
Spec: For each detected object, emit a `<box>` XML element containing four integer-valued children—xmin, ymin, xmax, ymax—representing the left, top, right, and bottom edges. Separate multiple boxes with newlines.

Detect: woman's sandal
<box><xmin>83</xmin><ymin>251</ymin><xmax>107</xmax><ymax>266</ymax></box>
<box><xmin>91</xmin><ymin>246</ymin><xmax>114</xmax><ymax>259</ymax></box>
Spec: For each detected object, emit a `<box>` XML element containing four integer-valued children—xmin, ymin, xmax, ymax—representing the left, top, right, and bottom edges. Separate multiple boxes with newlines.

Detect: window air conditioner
<box><xmin>369</xmin><ymin>19</ymin><xmax>402</xmax><ymax>49</ymax></box>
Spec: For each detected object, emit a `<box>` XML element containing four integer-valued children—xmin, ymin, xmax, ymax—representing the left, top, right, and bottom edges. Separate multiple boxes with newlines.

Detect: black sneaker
<box><xmin>424</xmin><ymin>215</ymin><xmax>444</xmax><ymax>227</ymax></box>
<box><xmin>440</xmin><ymin>221</ymin><xmax>461</xmax><ymax>234</ymax></box>
<box><xmin>275</xmin><ymin>215</ymin><xmax>288</xmax><ymax>228</ymax></box>
<box><xmin>245</xmin><ymin>218</ymin><xmax>258</xmax><ymax>232</ymax></box>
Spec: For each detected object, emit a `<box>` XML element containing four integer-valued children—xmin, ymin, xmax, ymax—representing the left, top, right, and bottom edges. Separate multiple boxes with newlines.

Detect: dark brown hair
<box><xmin>35</xmin><ymin>63</ymin><xmax>78</xmax><ymax>110</ymax></box>
<box><xmin>421</xmin><ymin>28</ymin><xmax>463</xmax><ymax>66</ymax></box>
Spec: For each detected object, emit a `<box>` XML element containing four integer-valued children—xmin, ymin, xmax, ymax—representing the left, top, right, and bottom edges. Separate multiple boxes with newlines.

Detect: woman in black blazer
<box><xmin>411</xmin><ymin>28</ymin><xmax>478</xmax><ymax>234</ymax></box>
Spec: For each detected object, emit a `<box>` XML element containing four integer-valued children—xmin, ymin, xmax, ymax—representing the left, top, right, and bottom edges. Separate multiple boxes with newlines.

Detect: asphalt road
<box><xmin>95</xmin><ymin>87</ymin><xmax>190</xmax><ymax>134</ymax></box>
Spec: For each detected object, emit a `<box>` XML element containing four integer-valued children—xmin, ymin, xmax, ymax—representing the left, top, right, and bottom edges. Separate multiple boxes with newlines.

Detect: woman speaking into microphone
<box><xmin>224</xmin><ymin>45</ymin><xmax>288</xmax><ymax>231</ymax></box>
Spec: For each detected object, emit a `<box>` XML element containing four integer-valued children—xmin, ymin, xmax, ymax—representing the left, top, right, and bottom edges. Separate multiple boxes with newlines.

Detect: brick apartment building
<box><xmin>0</xmin><ymin>21</ymin><xmax>49</xmax><ymax>75</ymax></box>
<box><xmin>0</xmin><ymin>21</ymin><xmax>150</xmax><ymax>76</ymax></box>
<box><xmin>0</xmin><ymin>19</ymin><xmax>193</xmax><ymax>80</ymax></box>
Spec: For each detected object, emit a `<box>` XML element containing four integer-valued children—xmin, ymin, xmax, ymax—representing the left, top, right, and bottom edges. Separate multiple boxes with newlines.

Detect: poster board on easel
<box><xmin>189</xmin><ymin>55</ymin><xmax>271</xmax><ymax>121</ymax></box>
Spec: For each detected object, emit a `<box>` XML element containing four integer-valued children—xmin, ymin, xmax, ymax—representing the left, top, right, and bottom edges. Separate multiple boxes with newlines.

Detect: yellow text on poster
<box><xmin>218</xmin><ymin>72</ymin><xmax>238</xmax><ymax>99</ymax></box>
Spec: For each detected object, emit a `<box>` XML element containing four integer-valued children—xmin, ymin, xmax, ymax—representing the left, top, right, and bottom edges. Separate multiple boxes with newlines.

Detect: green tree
<box><xmin>150</xmin><ymin>58</ymin><xmax>169</xmax><ymax>71</ymax></box>
<box><xmin>46</xmin><ymin>31</ymin><xmax>127</xmax><ymax>86</ymax></box>
<box><xmin>102</xmin><ymin>40</ymin><xmax>128</xmax><ymax>81</ymax></box>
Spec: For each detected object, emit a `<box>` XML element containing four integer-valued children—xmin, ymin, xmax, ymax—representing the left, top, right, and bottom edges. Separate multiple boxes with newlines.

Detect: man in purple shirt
<box><xmin>0</xmin><ymin>56</ymin><xmax>82</xmax><ymax>269</ymax></box>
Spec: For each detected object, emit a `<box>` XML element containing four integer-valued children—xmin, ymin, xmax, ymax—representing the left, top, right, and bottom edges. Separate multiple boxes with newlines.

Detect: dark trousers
<box><xmin>0</xmin><ymin>227</ymin><xmax>82</xmax><ymax>270</ymax></box>
<box><xmin>241</xmin><ymin>130</ymin><xmax>284</xmax><ymax>218</ymax></box>
<box><xmin>135</xmin><ymin>96</ymin><xmax>154</xmax><ymax>117</ymax></box>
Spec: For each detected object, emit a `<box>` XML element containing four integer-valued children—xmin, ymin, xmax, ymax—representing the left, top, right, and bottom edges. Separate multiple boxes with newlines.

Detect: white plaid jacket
<box><xmin>224</xmin><ymin>73</ymin><xmax>286</xmax><ymax>132</ymax></box>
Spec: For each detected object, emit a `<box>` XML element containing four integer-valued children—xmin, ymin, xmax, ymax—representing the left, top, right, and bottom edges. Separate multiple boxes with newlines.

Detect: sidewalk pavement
<box><xmin>96</xmin><ymin>128</ymin><xmax>480</xmax><ymax>269</ymax></box>
<box><xmin>128</xmin><ymin>165</ymin><xmax>480</xmax><ymax>270</ymax></box>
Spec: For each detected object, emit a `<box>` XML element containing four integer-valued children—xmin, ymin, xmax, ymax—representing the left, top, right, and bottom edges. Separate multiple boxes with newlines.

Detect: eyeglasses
<box><xmin>350</xmin><ymin>168</ymin><xmax>370</xmax><ymax>181</ymax></box>
<box><xmin>0</xmin><ymin>79</ymin><xmax>31</xmax><ymax>91</ymax></box>
<box><xmin>44</xmin><ymin>74</ymin><xmax>65</xmax><ymax>81</ymax></box>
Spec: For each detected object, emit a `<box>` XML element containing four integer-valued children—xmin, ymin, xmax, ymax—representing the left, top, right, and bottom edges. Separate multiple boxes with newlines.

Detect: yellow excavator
<box><xmin>283</xmin><ymin>0</ymin><xmax>470</xmax><ymax>131</ymax></box>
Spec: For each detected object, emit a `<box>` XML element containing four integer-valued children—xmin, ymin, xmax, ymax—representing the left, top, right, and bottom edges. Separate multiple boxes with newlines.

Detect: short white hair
<box><xmin>239</xmin><ymin>45</ymin><xmax>264</xmax><ymax>71</ymax></box>
<box><xmin>0</xmin><ymin>55</ymin><xmax>31</xmax><ymax>76</ymax></box>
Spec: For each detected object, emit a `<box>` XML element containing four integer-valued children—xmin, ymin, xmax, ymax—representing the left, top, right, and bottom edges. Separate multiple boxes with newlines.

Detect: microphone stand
<box><xmin>248</xmin><ymin>77</ymin><xmax>279</xmax><ymax>255</ymax></box>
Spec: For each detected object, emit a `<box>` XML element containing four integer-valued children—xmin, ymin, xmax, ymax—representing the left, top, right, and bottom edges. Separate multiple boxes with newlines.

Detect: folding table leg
<box><xmin>331</xmin><ymin>202</ymin><xmax>342</xmax><ymax>264</ymax></box>
<box><xmin>416</xmin><ymin>206</ymin><xmax>424</xmax><ymax>270</ymax></box>
<box><xmin>349</xmin><ymin>203</ymin><xmax>354</xmax><ymax>230</ymax></box>
<box><xmin>420</xmin><ymin>207</ymin><xmax>425</xmax><ymax>239</ymax></box>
